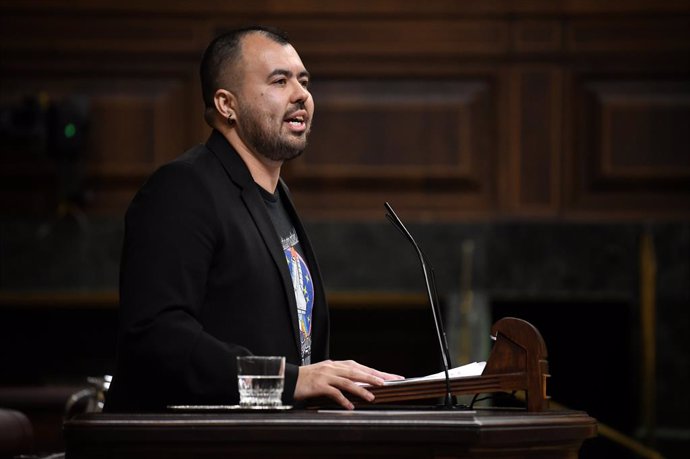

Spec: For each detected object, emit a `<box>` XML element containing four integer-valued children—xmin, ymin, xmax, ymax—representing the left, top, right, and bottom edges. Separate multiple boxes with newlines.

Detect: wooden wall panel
<box><xmin>1</xmin><ymin>0</ymin><xmax>689</xmax><ymax>219</ymax></box>
<box><xmin>512</xmin><ymin>20</ymin><xmax>562</xmax><ymax>53</ymax></box>
<box><xmin>566</xmin><ymin>77</ymin><xmax>690</xmax><ymax>216</ymax></box>
<box><xmin>282</xmin><ymin>19</ymin><xmax>510</xmax><ymax>58</ymax></box>
<box><xmin>0</xmin><ymin>14</ymin><xmax>207</xmax><ymax>55</ymax></box>
<box><xmin>566</xmin><ymin>18</ymin><xmax>690</xmax><ymax>53</ymax></box>
<box><xmin>0</xmin><ymin>74</ymin><xmax>201</xmax><ymax>213</ymax></box>
<box><xmin>283</xmin><ymin>79</ymin><xmax>496</xmax><ymax>217</ymax></box>
<box><xmin>601</xmin><ymin>85</ymin><xmax>690</xmax><ymax>180</ymax></box>
<box><xmin>505</xmin><ymin>68</ymin><xmax>562</xmax><ymax>215</ymax></box>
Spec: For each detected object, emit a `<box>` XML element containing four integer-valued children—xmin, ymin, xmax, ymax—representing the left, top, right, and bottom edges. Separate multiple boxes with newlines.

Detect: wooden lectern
<box><xmin>63</xmin><ymin>318</ymin><xmax>596</xmax><ymax>459</ymax></box>
<box><xmin>353</xmin><ymin>316</ymin><xmax>550</xmax><ymax>411</ymax></box>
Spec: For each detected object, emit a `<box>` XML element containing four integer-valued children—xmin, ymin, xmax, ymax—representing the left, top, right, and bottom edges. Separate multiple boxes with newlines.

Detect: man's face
<box><xmin>232</xmin><ymin>33</ymin><xmax>314</xmax><ymax>162</ymax></box>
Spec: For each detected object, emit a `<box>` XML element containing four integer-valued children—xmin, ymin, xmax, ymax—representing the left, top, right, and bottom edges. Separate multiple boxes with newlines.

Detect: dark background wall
<box><xmin>0</xmin><ymin>1</ymin><xmax>688</xmax><ymax>458</ymax></box>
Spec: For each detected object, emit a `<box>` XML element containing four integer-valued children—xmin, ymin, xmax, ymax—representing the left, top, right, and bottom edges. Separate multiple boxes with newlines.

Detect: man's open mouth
<box><xmin>286</xmin><ymin>116</ymin><xmax>305</xmax><ymax>127</ymax></box>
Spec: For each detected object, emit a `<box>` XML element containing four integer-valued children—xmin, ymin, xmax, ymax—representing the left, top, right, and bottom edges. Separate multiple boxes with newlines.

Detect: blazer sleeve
<box><xmin>113</xmin><ymin>161</ymin><xmax>250</xmax><ymax>409</ymax></box>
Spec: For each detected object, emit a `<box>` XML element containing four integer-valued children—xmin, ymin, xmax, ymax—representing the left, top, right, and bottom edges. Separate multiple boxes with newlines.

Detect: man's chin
<box><xmin>279</xmin><ymin>137</ymin><xmax>308</xmax><ymax>161</ymax></box>
<box><xmin>280</xmin><ymin>148</ymin><xmax>305</xmax><ymax>162</ymax></box>
<box><xmin>260</xmin><ymin>144</ymin><xmax>305</xmax><ymax>162</ymax></box>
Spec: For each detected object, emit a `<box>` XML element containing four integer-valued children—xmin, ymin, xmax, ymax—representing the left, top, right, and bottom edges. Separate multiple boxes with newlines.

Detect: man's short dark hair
<box><xmin>200</xmin><ymin>25</ymin><xmax>290</xmax><ymax>120</ymax></box>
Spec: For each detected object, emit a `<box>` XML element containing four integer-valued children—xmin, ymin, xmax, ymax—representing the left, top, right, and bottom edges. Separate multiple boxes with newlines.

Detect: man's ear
<box><xmin>214</xmin><ymin>89</ymin><xmax>237</xmax><ymax>124</ymax></box>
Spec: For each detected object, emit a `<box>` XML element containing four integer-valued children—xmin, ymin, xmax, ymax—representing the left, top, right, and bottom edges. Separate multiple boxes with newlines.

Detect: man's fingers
<box><xmin>322</xmin><ymin>384</ymin><xmax>355</xmax><ymax>410</ymax></box>
<box><xmin>358</xmin><ymin>366</ymin><xmax>404</xmax><ymax>381</ymax></box>
<box><xmin>325</xmin><ymin>376</ymin><xmax>376</xmax><ymax>408</ymax></box>
<box><xmin>374</xmin><ymin>370</ymin><xmax>405</xmax><ymax>381</ymax></box>
<box><xmin>333</xmin><ymin>376</ymin><xmax>376</xmax><ymax>402</ymax></box>
<box><xmin>294</xmin><ymin>360</ymin><xmax>402</xmax><ymax>409</ymax></box>
<box><xmin>334</xmin><ymin>360</ymin><xmax>403</xmax><ymax>384</ymax></box>
<box><xmin>318</xmin><ymin>363</ymin><xmax>383</xmax><ymax>392</ymax></box>
<box><xmin>313</xmin><ymin>373</ymin><xmax>374</xmax><ymax>409</ymax></box>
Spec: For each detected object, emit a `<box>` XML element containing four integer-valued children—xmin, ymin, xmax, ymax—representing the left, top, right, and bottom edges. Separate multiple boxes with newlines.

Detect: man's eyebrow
<box><xmin>267</xmin><ymin>69</ymin><xmax>310</xmax><ymax>80</ymax></box>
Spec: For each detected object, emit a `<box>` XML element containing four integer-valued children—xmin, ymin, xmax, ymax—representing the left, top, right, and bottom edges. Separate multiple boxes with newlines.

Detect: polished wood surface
<box><xmin>64</xmin><ymin>408</ymin><xmax>597</xmax><ymax>459</ymax></box>
<box><xmin>58</xmin><ymin>316</ymin><xmax>596</xmax><ymax>458</ymax></box>
<box><xmin>341</xmin><ymin>317</ymin><xmax>550</xmax><ymax>412</ymax></box>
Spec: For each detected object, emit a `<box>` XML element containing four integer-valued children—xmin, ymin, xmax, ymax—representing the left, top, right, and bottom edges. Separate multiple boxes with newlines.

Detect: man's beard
<box><xmin>237</xmin><ymin>104</ymin><xmax>310</xmax><ymax>162</ymax></box>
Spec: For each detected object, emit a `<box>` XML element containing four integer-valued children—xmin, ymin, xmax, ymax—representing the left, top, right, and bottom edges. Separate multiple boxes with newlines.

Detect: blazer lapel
<box><xmin>206</xmin><ymin>131</ymin><xmax>302</xmax><ymax>356</ymax></box>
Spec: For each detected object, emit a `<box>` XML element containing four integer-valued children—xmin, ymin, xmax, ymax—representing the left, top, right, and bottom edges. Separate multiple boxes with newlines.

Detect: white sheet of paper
<box><xmin>383</xmin><ymin>361</ymin><xmax>486</xmax><ymax>386</ymax></box>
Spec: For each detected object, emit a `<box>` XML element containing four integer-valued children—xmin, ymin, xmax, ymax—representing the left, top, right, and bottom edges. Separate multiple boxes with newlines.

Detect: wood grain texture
<box><xmin>0</xmin><ymin>0</ymin><xmax>688</xmax><ymax>219</ymax></box>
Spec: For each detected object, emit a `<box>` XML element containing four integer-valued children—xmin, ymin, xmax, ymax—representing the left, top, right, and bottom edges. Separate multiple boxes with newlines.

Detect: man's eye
<box><xmin>274</xmin><ymin>79</ymin><xmax>287</xmax><ymax>86</ymax></box>
<box><xmin>300</xmin><ymin>80</ymin><xmax>309</xmax><ymax>88</ymax></box>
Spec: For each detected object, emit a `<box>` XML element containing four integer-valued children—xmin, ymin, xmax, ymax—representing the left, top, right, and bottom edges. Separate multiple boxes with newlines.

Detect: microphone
<box><xmin>384</xmin><ymin>202</ymin><xmax>456</xmax><ymax>409</ymax></box>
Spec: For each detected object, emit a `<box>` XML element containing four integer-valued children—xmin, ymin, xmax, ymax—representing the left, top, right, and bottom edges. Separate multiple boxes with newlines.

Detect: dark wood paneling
<box><xmin>566</xmin><ymin>18</ymin><xmax>690</xmax><ymax>53</ymax></box>
<box><xmin>0</xmin><ymin>63</ymin><xmax>203</xmax><ymax>214</ymax></box>
<box><xmin>566</xmin><ymin>76</ymin><xmax>690</xmax><ymax>216</ymax></box>
<box><xmin>286</xmin><ymin>19</ymin><xmax>510</xmax><ymax>58</ymax></box>
<box><xmin>512</xmin><ymin>20</ymin><xmax>563</xmax><ymax>53</ymax></box>
<box><xmin>1</xmin><ymin>0</ymin><xmax>689</xmax><ymax>219</ymax></box>
<box><xmin>600</xmin><ymin>84</ymin><xmax>690</xmax><ymax>179</ymax></box>
<box><xmin>283</xmin><ymin>79</ymin><xmax>497</xmax><ymax>216</ymax></box>
<box><xmin>506</xmin><ymin>68</ymin><xmax>562</xmax><ymax>215</ymax></box>
<box><xmin>0</xmin><ymin>13</ymin><xmax>208</xmax><ymax>54</ymax></box>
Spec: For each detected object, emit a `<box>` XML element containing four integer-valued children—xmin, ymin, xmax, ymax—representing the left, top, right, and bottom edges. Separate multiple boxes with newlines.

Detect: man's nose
<box><xmin>291</xmin><ymin>81</ymin><xmax>310</xmax><ymax>103</ymax></box>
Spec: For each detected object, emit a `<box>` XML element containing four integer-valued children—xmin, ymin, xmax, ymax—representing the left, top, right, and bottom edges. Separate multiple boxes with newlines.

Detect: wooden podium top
<box><xmin>64</xmin><ymin>408</ymin><xmax>597</xmax><ymax>459</ymax></box>
<box><xmin>65</xmin><ymin>318</ymin><xmax>595</xmax><ymax>458</ymax></box>
<box><xmin>345</xmin><ymin>317</ymin><xmax>551</xmax><ymax>412</ymax></box>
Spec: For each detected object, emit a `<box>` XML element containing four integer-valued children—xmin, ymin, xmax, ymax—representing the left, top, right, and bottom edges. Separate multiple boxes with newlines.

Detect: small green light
<box><xmin>64</xmin><ymin>123</ymin><xmax>77</xmax><ymax>139</ymax></box>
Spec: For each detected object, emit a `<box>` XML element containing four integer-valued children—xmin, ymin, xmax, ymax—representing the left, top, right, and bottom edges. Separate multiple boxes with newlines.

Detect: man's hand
<box><xmin>294</xmin><ymin>360</ymin><xmax>404</xmax><ymax>410</ymax></box>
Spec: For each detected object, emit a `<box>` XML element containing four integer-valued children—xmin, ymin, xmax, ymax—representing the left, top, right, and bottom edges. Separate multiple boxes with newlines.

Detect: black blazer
<box><xmin>105</xmin><ymin>130</ymin><xmax>329</xmax><ymax>412</ymax></box>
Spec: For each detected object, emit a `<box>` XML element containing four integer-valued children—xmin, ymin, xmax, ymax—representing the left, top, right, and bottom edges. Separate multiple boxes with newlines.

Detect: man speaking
<box><xmin>105</xmin><ymin>26</ymin><xmax>401</xmax><ymax>412</ymax></box>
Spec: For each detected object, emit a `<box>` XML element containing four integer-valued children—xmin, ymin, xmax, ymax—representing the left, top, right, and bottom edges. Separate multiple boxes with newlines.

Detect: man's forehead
<box><xmin>240</xmin><ymin>33</ymin><xmax>305</xmax><ymax>74</ymax></box>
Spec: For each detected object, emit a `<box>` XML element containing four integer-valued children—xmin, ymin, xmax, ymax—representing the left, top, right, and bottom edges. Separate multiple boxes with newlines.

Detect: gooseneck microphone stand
<box><xmin>384</xmin><ymin>202</ymin><xmax>456</xmax><ymax>409</ymax></box>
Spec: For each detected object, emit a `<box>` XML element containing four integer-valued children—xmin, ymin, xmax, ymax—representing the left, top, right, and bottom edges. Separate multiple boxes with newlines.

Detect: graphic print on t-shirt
<box><xmin>282</xmin><ymin>230</ymin><xmax>314</xmax><ymax>365</ymax></box>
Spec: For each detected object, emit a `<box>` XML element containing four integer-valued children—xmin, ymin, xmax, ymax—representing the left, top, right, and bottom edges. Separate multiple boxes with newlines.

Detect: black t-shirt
<box><xmin>259</xmin><ymin>185</ymin><xmax>313</xmax><ymax>365</ymax></box>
